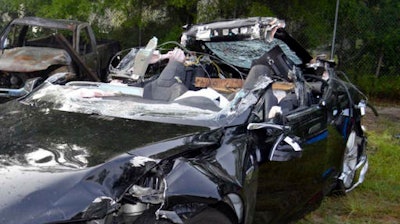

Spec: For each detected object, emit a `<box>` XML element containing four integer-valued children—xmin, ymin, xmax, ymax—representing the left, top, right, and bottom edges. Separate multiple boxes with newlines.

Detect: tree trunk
<box><xmin>375</xmin><ymin>48</ymin><xmax>383</xmax><ymax>77</ymax></box>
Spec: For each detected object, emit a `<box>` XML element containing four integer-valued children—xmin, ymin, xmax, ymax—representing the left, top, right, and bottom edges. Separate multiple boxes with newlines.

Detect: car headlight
<box><xmin>129</xmin><ymin>174</ymin><xmax>166</xmax><ymax>204</ymax></box>
<box><xmin>128</xmin><ymin>159</ymin><xmax>173</xmax><ymax>204</ymax></box>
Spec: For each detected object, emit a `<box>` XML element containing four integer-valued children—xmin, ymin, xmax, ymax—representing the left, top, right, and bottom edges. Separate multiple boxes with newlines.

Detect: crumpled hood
<box><xmin>0</xmin><ymin>47</ymin><xmax>71</xmax><ymax>72</ymax></box>
<box><xmin>0</xmin><ymin>101</ymin><xmax>209</xmax><ymax>223</ymax></box>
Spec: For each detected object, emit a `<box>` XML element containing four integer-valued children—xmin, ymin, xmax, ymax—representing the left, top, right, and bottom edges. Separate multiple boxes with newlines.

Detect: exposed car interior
<box><xmin>34</xmin><ymin>37</ymin><xmax>330</xmax><ymax>124</ymax></box>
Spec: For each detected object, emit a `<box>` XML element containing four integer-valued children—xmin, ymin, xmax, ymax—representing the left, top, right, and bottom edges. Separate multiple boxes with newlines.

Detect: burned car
<box><xmin>0</xmin><ymin>17</ymin><xmax>369</xmax><ymax>224</ymax></box>
<box><xmin>0</xmin><ymin>17</ymin><xmax>120</xmax><ymax>102</ymax></box>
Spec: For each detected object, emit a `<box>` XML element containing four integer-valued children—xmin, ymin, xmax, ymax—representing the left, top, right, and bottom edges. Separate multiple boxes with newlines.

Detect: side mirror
<box><xmin>269</xmin><ymin>134</ymin><xmax>302</xmax><ymax>161</ymax></box>
<box><xmin>247</xmin><ymin>122</ymin><xmax>302</xmax><ymax>162</ymax></box>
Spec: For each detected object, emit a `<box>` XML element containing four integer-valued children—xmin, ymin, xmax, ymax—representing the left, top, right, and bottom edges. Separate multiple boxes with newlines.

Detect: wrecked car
<box><xmin>0</xmin><ymin>17</ymin><xmax>369</xmax><ymax>224</ymax></box>
<box><xmin>0</xmin><ymin>16</ymin><xmax>120</xmax><ymax>101</ymax></box>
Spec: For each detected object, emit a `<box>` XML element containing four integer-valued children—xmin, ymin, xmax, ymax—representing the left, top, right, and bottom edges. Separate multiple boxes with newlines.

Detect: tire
<box><xmin>186</xmin><ymin>207</ymin><xmax>234</xmax><ymax>224</ymax></box>
<box><xmin>340</xmin><ymin>130</ymin><xmax>359</xmax><ymax>189</ymax></box>
<box><xmin>333</xmin><ymin>126</ymin><xmax>368</xmax><ymax>195</ymax></box>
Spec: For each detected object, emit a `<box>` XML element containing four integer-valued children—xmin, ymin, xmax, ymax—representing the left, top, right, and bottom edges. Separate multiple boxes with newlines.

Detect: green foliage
<box><xmin>167</xmin><ymin>0</ymin><xmax>197</xmax><ymax>8</ymax></box>
<box><xmin>158</xmin><ymin>25</ymin><xmax>183</xmax><ymax>44</ymax></box>
<box><xmin>353</xmin><ymin>74</ymin><xmax>400</xmax><ymax>102</ymax></box>
<box><xmin>248</xmin><ymin>2</ymin><xmax>275</xmax><ymax>17</ymax></box>
<box><xmin>38</xmin><ymin>0</ymin><xmax>92</xmax><ymax>20</ymax></box>
<box><xmin>335</xmin><ymin>0</ymin><xmax>399</xmax><ymax>78</ymax></box>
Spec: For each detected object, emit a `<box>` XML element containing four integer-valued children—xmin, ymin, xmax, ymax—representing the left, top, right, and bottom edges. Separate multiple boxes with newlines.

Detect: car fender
<box><xmin>161</xmin><ymin>158</ymin><xmax>241</xmax><ymax>223</ymax></box>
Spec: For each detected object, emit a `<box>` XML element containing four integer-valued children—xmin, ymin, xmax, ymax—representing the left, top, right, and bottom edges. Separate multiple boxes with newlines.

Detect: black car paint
<box><xmin>0</xmin><ymin>78</ymin><xmax>349</xmax><ymax>224</ymax></box>
<box><xmin>0</xmin><ymin>101</ymin><xmax>209</xmax><ymax>222</ymax></box>
<box><xmin>0</xmin><ymin>17</ymin><xmax>367</xmax><ymax>224</ymax></box>
<box><xmin>1</xmin><ymin>84</ymin><xmax>338</xmax><ymax>223</ymax></box>
<box><xmin>0</xmin><ymin>93</ymin><xmax>260</xmax><ymax>223</ymax></box>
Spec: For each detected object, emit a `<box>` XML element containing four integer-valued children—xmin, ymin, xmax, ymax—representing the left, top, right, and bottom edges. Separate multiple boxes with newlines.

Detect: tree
<box><xmin>0</xmin><ymin>0</ymin><xmax>397</xmax><ymax>78</ymax></box>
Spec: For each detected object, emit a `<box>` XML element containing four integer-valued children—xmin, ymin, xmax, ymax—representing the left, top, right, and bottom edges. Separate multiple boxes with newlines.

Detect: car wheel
<box><xmin>334</xmin><ymin>127</ymin><xmax>368</xmax><ymax>195</ymax></box>
<box><xmin>185</xmin><ymin>207</ymin><xmax>234</xmax><ymax>224</ymax></box>
<box><xmin>340</xmin><ymin>130</ymin><xmax>359</xmax><ymax>188</ymax></box>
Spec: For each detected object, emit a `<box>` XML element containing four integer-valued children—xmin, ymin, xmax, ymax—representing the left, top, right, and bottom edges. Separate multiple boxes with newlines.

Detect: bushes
<box><xmin>352</xmin><ymin>74</ymin><xmax>400</xmax><ymax>103</ymax></box>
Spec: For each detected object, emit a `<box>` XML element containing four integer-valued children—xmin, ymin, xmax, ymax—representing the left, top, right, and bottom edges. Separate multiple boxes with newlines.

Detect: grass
<box><xmin>298</xmin><ymin>108</ymin><xmax>400</xmax><ymax>224</ymax></box>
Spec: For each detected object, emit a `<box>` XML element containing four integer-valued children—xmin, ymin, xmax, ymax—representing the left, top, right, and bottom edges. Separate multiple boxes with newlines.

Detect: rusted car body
<box><xmin>0</xmin><ymin>17</ymin><xmax>120</xmax><ymax>101</ymax></box>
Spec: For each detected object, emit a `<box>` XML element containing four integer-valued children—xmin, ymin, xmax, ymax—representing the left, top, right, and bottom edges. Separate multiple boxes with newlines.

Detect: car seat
<box><xmin>143</xmin><ymin>61</ymin><xmax>188</xmax><ymax>101</ymax></box>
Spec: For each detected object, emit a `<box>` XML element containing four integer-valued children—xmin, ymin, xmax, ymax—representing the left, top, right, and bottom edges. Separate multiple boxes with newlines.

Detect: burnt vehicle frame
<box><xmin>0</xmin><ymin>17</ymin><xmax>369</xmax><ymax>224</ymax></box>
<box><xmin>0</xmin><ymin>16</ymin><xmax>120</xmax><ymax>101</ymax></box>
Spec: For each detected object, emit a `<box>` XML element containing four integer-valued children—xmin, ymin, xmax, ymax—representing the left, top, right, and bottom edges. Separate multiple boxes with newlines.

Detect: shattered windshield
<box><xmin>205</xmin><ymin>39</ymin><xmax>302</xmax><ymax>69</ymax></box>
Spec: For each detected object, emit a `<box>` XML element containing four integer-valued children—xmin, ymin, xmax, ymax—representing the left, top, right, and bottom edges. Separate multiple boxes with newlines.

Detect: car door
<box><xmin>249</xmin><ymin>85</ymin><xmax>337</xmax><ymax>222</ymax></box>
<box><xmin>76</xmin><ymin>25</ymin><xmax>99</xmax><ymax>76</ymax></box>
